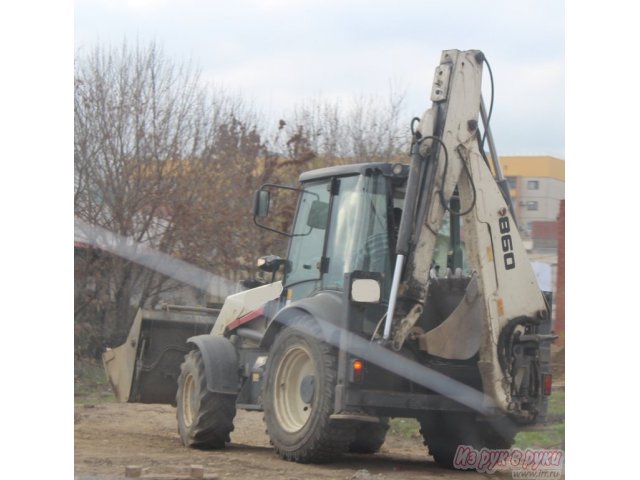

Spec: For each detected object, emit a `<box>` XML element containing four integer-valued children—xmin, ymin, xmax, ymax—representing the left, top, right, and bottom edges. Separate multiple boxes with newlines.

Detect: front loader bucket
<box><xmin>102</xmin><ymin>307</ymin><xmax>217</xmax><ymax>404</ymax></box>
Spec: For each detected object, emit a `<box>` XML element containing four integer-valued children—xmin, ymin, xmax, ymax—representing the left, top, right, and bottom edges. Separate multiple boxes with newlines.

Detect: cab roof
<box><xmin>299</xmin><ymin>162</ymin><xmax>407</xmax><ymax>183</ymax></box>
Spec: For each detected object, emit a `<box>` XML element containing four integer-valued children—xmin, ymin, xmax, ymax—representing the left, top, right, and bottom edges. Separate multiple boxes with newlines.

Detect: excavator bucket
<box><xmin>102</xmin><ymin>306</ymin><xmax>217</xmax><ymax>404</ymax></box>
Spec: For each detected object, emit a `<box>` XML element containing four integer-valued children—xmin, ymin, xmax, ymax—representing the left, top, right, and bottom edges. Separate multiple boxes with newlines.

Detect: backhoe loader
<box><xmin>103</xmin><ymin>49</ymin><xmax>555</xmax><ymax>468</ymax></box>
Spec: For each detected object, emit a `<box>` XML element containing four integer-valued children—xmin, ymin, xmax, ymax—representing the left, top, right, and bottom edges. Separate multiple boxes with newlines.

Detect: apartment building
<box><xmin>500</xmin><ymin>155</ymin><xmax>565</xmax><ymax>237</ymax></box>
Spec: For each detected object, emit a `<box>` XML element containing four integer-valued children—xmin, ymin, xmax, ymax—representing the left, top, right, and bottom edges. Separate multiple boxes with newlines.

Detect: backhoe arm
<box><xmin>387</xmin><ymin>50</ymin><xmax>550</xmax><ymax>416</ymax></box>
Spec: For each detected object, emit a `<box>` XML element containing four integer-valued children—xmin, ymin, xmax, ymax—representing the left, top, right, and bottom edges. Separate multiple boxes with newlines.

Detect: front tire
<box><xmin>263</xmin><ymin>320</ymin><xmax>354</xmax><ymax>463</ymax></box>
<box><xmin>176</xmin><ymin>350</ymin><xmax>237</xmax><ymax>449</ymax></box>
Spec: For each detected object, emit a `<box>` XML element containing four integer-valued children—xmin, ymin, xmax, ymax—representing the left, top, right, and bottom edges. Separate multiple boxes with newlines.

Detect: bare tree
<box><xmin>287</xmin><ymin>87</ymin><xmax>410</xmax><ymax>165</ymax></box>
<box><xmin>74</xmin><ymin>42</ymin><xmax>253</xmax><ymax>355</ymax></box>
<box><xmin>74</xmin><ymin>42</ymin><xmax>325</xmax><ymax>356</ymax></box>
<box><xmin>345</xmin><ymin>89</ymin><xmax>409</xmax><ymax>162</ymax></box>
<box><xmin>74</xmin><ymin>41</ymin><xmax>410</xmax><ymax>358</ymax></box>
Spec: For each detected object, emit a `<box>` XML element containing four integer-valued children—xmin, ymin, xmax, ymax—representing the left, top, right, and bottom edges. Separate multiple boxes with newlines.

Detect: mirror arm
<box><xmin>253</xmin><ymin>215</ymin><xmax>293</xmax><ymax>237</ymax></box>
<box><xmin>252</xmin><ymin>183</ymin><xmax>316</xmax><ymax>237</ymax></box>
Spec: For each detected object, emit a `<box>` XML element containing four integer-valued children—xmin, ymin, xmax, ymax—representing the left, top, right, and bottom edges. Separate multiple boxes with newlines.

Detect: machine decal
<box><xmin>498</xmin><ymin>216</ymin><xmax>515</xmax><ymax>270</ymax></box>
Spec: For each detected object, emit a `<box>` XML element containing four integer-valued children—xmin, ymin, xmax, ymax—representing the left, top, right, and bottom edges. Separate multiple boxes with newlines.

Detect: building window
<box><xmin>527</xmin><ymin>180</ymin><xmax>539</xmax><ymax>190</ymax></box>
<box><xmin>527</xmin><ymin>201</ymin><xmax>538</xmax><ymax>211</ymax></box>
<box><xmin>507</xmin><ymin>176</ymin><xmax>517</xmax><ymax>188</ymax></box>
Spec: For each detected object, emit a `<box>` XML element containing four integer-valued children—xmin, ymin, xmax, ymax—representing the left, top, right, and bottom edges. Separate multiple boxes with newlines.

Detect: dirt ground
<box><xmin>75</xmin><ymin>345</ymin><xmax>564</xmax><ymax>479</ymax></box>
<box><xmin>75</xmin><ymin>403</ymin><xmax>513</xmax><ymax>480</ymax></box>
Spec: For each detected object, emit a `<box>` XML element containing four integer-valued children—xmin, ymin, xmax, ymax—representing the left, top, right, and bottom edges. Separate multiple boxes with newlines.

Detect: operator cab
<box><xmin>253</xmin><ymin>162</ymin><xmax>470</xmax><ymax>323</ymax></box>
<box><xmin>286</xmin><ymin>163</ymin><xmax>407</xmax><ymax>301</ymax></box>
<box><xmin>254</xmin><ymin>163</ymin><xmax>408</xmax><ymax>301</ymax></box>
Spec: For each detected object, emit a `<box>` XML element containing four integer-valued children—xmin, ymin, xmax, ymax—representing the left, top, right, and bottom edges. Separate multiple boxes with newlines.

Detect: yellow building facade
<box><xmin>499</xmin><ymin>156</ymin><xmax>565</xmax><ymax>235</ymax></box>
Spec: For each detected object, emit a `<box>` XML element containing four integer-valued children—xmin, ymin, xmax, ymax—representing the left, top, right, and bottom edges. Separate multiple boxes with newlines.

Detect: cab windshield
<box><xmin>323</xmin><ymin>173</ymin><xmax>394</xmax><ymax>295</ymax></box>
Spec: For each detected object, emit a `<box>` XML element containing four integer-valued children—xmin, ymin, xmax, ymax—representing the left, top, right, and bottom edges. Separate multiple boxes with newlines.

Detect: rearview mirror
<box><xmin>252</xmin><ymin>183</ymin><xmax>315</xmax><ymax>237</ymax></box>
<box><xmin>253</xmin><ymin>190</ymin><xmax>270</xmax><ymax>218</ymax></box>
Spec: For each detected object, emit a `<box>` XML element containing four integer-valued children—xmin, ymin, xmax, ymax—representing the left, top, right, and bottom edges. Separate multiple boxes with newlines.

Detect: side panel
<box><xmin>211</xmin><ymin>281</ymin><xmax>283</xmax><ymax>336</ymax></box>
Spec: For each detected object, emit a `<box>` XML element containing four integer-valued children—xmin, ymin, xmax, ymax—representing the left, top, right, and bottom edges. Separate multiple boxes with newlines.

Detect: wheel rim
<box><xmin>273</xmin><ymin>344</ymin><xmax>315</xmax><ymax>433</ymax></box>
<box><xmin>182</xmin><ymin>372</ymin><xmax>195</xmax><ymax>427</ymax></box>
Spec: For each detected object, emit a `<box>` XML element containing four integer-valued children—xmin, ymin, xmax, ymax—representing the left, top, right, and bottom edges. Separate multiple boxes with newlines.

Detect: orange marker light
<box><xmin>352</xmin><ymin>359</ymin><xmax>364</xmax><ymax>383</ymax></box>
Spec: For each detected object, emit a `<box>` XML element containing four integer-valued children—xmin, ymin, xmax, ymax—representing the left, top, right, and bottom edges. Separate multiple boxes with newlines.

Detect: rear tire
<box><xmin>348</xmin><ymin>418</ymin><xmax>389</xmax><ymax>454</ymax></box>
<box><xmin>263</xmin><ymin>320</ymin><xmax>355</xmax><ymax>463</ymax></box>
<box><xmin>419</xmin><ymin>412</ymin><xmax>515</xmax><ymax>468</ymax></box>
<box><xmin>176</xmin><ymin>350</ymin><xmax>237</xmax><ymax>449</ymax></box>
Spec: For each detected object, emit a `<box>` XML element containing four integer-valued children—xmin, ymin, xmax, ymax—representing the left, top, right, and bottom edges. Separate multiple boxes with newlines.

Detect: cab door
<box><xmin>284</xmin><ymin>179</ymin><xmax>332</xmax><ymax>300</ymax></box>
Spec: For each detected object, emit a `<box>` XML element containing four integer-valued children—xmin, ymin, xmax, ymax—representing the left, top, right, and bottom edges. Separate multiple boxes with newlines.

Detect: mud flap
<box><xmin>186</xmin><ymin>335</ymin><xmax>240</xmax><ymax>394</ymax></box>
<box><xmin>102</xmin><ymin>307</ymin><xmax>217</xmax><ymax>404</ymax></box>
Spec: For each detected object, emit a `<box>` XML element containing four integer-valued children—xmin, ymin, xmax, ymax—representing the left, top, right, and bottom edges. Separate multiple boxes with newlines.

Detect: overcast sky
<box><xmin>74</xmin><ymin>0</ymin><xmax>564</xmax><ymax>158</ymax></box>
